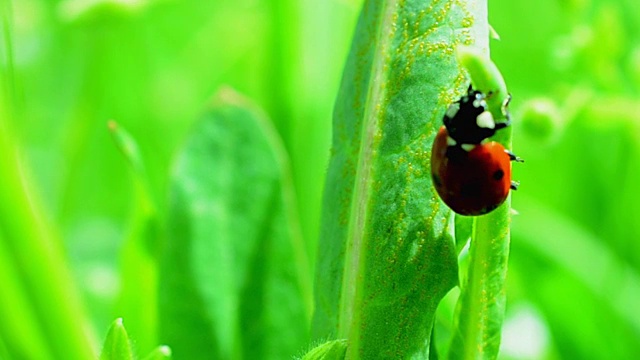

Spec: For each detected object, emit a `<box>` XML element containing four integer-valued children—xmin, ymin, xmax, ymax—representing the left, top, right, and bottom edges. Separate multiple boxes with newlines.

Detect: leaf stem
<box><xmin>449</xmin><ymin>46</ymin><xmax>512</xmax><ymax>359</ymax></box>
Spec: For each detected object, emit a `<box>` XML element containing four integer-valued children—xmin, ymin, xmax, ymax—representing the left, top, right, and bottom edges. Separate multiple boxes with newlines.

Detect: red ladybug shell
<box><xmin>431</xmin><ymin>126</ymin><xmax>512</xmax><ymax>216</ymax></box>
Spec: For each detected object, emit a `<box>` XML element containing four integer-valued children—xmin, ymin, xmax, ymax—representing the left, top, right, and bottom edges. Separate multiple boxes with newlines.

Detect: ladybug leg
<box><xmin>493</xmin><ymin>95</ymin><xmax>512</xmax><ymax>129</ymax></box>
<box><xmin>494</xmin><ymin>118</ymin><xmax>511</xmax><ymax>130</ymax></box>
<box><xmin>510</xmin><ymin>181</ymin><xmax>520</xmax><ymax>191</ymax></box>
<box><xmin>482</xmin><ymin>92</ymin><xmax>512</xmax><ymax>130</ymax></box>
<box><xmin>505</xmin><ymin>149</ymin><xmax>524</xmax><ymax>162</ymax></box>
<box><xmin>501</xmin><ymin>93</ymin><xmax>512</xmax><ymax>114</ymax></box>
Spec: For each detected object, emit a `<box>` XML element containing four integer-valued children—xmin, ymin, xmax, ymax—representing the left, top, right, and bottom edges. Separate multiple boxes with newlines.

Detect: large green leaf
<box><xmin>159</xmin><ymin>88</ymin><xmax>311</xmax><ymax>359</ymax></box>
<box><xmin>312</xmin><ymin>0</ymin><xmax>487</xmax><ymax>358</ymax></box>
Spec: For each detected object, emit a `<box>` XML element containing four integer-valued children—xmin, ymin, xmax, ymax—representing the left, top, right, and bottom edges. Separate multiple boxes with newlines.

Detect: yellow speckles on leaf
<box><xmin>461</xmin><ymin>30</ymin><xmax>474</xmax><ymax>45</ymax></box>
<box><xmin>461</xmin><ymin>15</ymin><xmax>473</xmax><ymax>28</ymax></box>
<box><xmin>424</xmin><ymin>41</ymin><xmax>454</xmax><ymax>56</ymax></box>
<box><xmin>373</xmin><ymin>129</ymin><xmax>383</xmax><ymax>147</ymax></box>
<box><xmin>432</xmin><ymin>0</ymin><xmax>455</xmax><ymax>25</ymax></box>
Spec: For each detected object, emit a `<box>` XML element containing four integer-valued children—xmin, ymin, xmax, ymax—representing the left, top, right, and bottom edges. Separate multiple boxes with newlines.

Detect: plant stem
<box><xmin>449</xmin><ymin>45</ymin><xmax>512</xmax><ymax>359</ymax></box>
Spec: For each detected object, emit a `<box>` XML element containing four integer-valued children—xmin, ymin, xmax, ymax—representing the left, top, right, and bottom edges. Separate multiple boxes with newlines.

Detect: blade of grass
<box><xmin>312</xmin><ymin>0</ymin><xmax>487</xmax><ymax>358</ymax></box>
<box><xmin>0</xmin><ymin>53</ymin><xmax>96</xmax><ymax>360</ymax></box>
<box><xmin>0</xmin><ymin>2</ymin><xmax>52</xmax><ymax>358</ymax></box>
<box><xmin>0</xmin><ymin>2</ymin><xmax>95</xmax><ymax>359</ymax></box>
<box><xmin>291</xmin><ymin>0</ymin><xmax>361</xmax><ymax>268</ymax></box>
<box><xmin>0</xmin><ymin>231</ymin><xmax>52</xmax><ymax>359</ymax></box>
<box><xmin>108</xmin><ymin>121</ymin><xmax>160</xmax><ymax>355</ymax></box>
<box><xmin>448</xmin><ymin>46</ymin><xmax>512</xmax><ymax>359</ymax></box>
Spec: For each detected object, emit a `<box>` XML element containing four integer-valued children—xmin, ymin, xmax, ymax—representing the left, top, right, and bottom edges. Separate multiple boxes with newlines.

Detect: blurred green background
<box><xmin>1</xmin><ymin>0</ymin><xmax>640</xmax><ymax>359</ymax></box>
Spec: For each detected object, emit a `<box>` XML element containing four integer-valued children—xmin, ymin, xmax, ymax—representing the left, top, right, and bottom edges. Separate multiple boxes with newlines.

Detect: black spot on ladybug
<box><xmin>493</xmin><ymin>169</ymin><xmax>504</xmax><ymax>181</ymax></box>
<box><xmin>445</xmin><ymin>146</ymin><xmax>466</xmax><ymax>163</ymax></box>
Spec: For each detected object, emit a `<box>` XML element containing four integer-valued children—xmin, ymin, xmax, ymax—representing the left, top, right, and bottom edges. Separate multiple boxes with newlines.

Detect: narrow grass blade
<box><xmin>0</xmin><ymin>233</ymin><xmax>51</xmax><ymax>359</ymax></box>
<box><xmin>312</xmin><ymin>0</ymin><xmax>488</xmax><ymax>358</ymax></box>
<box><xmin>0</xmin><ymin>2</ymin><xmax>95</xmax><ymax>359</ymax></box>
<box><xmin>108</xmin><ymin>121</ymin><xmax>160</xmax><ymax>354</ymax></box>
<box><xmin>99</xmin><ymin>318</ymin><xmax>133</xmax><ymax>360</ymax></box>
<box><xmin>159</xmin><ymin>88</ymin><xmax>311</xmax><ymax>359</ymax></box>
<box><xmin>448</xmin><ymin>47</ymin><xmax>512</xmax><ymax>359</ymax></box>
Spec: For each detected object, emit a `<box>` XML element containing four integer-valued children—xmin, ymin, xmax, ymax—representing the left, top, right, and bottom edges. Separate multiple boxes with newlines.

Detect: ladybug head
<box><xmin>443</xmin><ymin>86</ymin><xmax>500</xmax><ymax>145</ymax></box>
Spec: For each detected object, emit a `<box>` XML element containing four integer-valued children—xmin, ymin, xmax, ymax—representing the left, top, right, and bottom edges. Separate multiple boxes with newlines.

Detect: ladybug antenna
<box><xmin>467</xmin><ymin>84</ymin><xmax>474</xmax><ymax>95</ymax></box>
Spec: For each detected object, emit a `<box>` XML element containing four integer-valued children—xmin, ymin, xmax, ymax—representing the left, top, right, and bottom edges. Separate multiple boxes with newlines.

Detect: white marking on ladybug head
<box><xmin>461</xmin><ymin>143</ymin><xmax>476</xmax><ymax>151</ymax></box>
<box><xmin>447</xmin><ymin>136</ymin><xmax>457</xmax><ymax>146</ymax></box>
<box><xmin>445</xmin><ymin>103</ymin><xmax>460</xmax><ymax>119</ymax></box>
<box><xmin>476</xmin><ymin>111</ymin><xmax>495</xmax><ymax>129</ymax></box>
<box><xmin>473</xmin><ymin>93</ymin><xmax>487</xmax><ymax>109</ymax></box>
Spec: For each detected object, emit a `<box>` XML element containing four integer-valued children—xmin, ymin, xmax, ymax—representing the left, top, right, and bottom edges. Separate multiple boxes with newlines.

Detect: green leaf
<box><xmin>448</xmin><ymin>47</ymin><xmax>512</xmax><ymax>359</ymax></box>
<box><xmin>312</xmin><ymin>0</ymin><xmax>487</xmax><ymax>358</ymax></box>
<box><xmin>159</xmin><ymin>88</ymin><xmax>311</xmax><ymax>359</ymax></box>
<box><xmin>100</xmin><ymin>318</ymin><xmax>133</xmax><ymax>360</ymax></box>
<box><xmin>299</xmin><ymin>339</ymin><xmax>347</xmax><ymax>360</ymax></box>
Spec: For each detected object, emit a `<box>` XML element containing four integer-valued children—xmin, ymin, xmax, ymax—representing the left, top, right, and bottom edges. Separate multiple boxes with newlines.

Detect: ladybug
<box><xmin>431</xmin><ymin>85</ymin><xmax>522</xmax><ymax>216</ymax></box>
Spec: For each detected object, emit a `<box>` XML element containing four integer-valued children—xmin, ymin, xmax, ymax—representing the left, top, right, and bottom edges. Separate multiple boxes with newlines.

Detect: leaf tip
<box><xmin>107</xmin><ymin>119</ymin><xmax>118</xmax><ymax>132</ymax></box>
<box><xmin>211</xmin><ymin>85</ymin><xmax>246</xmax><ymax>108</ymax></box>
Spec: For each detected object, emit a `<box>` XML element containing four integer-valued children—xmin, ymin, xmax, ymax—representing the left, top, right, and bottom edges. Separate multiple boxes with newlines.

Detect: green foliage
<box><xmin>158</xmin><ymin>89</ymin><xmax>311</xmax><ymax>359</ymax></box>
<box><xmin>1</xmin><ymin>0</ymin><xmax>640</xmax><ymax>359</ymax></box>
<box><xmin>312</xmin><ymin>0</ymin><xmax>486</xmax><ymax>358</ymax></box>
<box><xmin>99</xmin><ymin>318</ymin><xmax>172</xmax><ymax>360</ymax></box>
<box><xmin>109</xmin><ymin>121</ymin><xmax>161</xmax><ymax>354</ymax></box>
<box><xmin>448</xmin><ymin>47</ymin><xmax>512</xmax><ymax>359</ymax></box>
